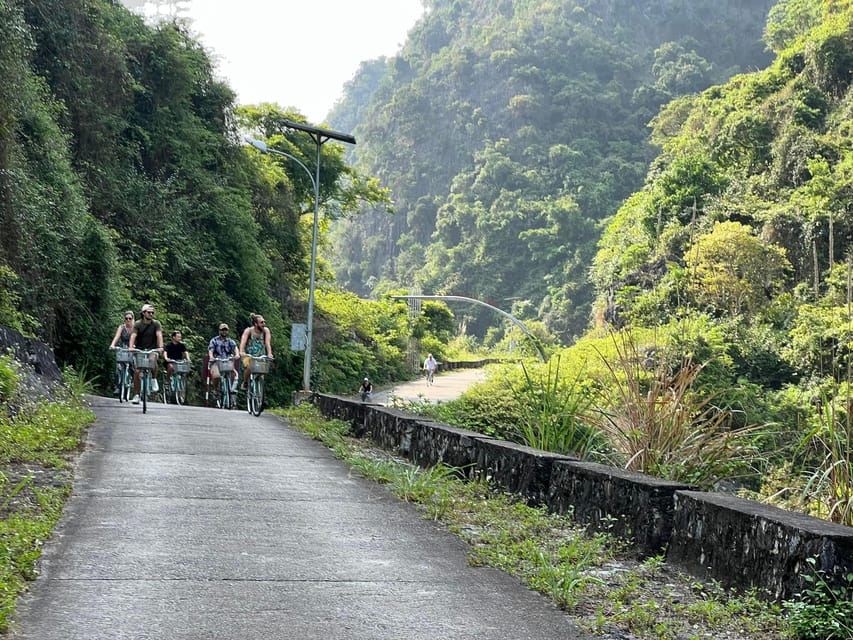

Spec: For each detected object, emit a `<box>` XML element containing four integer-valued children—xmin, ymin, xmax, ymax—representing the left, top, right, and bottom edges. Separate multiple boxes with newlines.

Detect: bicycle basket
<box><xmin>216</xmin><ymin>358</ymin><xmax>235</xmax><ymax>373</ymax></box>
<box><xmin>116</xmin><ymin>349</ymin><xmax>133</xmax><ymax>363</ymax></box>
<box><xmin>250</xmin><ymin>358</ymin><xmax>270</xmax><ymax>374</ymax></box>
<box><xmin>132</xmin><ymin>351</ymin><xmax>156</xmax><ymax>369</ymax></box>
<box><xmin>172</xmin><ymin>360</ymin><xmax>191</xmax><ymax>374</ymax></box>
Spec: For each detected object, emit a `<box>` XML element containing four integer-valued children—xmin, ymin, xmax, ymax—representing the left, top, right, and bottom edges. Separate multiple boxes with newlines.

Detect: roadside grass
<box><xmin>277</xmin><ymin>403</ymin><xmax>792</xmax><ymax>640</ymax></box>
<box><xmin>0</xmin><ymin>359</ymin><xmax>94</xmax><ymax>632</ymax></box>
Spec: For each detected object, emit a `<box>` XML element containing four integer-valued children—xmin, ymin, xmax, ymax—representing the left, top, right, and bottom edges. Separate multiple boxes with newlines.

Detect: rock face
<box><xmin>0</xmin><ymin>325</ymin><xmax>63</xmax><ymax>381</ymax></box>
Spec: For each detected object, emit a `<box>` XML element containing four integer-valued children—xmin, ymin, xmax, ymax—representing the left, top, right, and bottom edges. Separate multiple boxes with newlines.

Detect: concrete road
<box><xmin>371</xmin><ymin>368</ymin><xmax>489</xmax><ymax>405</ymax></box>
<box><xmin>10</xmin><ymin>395</ymin><xmax>590</xmax><ymax>639</ymax></box>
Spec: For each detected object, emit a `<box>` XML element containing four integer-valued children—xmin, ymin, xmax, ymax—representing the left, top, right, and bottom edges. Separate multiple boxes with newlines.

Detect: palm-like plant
<box><xmin>585</xmin><ymin>331</ymin><xmax>760</xmax><ymax>488</ymax></box>
<box><xmin>800</xmin><ymin>393</ymin><xmax>853</xmax><ymax>526</ymax></box>
<box><xmin>511</xmin><ymin>356</ymin><xmax>607</xmax><ymax>460</ymax></box>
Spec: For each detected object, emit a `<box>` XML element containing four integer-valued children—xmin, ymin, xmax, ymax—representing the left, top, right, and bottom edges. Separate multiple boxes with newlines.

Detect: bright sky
<box><xmin>182</xmin><ymin>0</ymin><xmax>425</xmax><ymax>124</ymax></box>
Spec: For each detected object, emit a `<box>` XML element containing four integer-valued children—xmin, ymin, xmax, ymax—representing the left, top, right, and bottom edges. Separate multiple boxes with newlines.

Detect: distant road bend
<box><xmin>371</xmin><ymin>367</ymin><xmax>488</xmax><ymax>405</ymax></box>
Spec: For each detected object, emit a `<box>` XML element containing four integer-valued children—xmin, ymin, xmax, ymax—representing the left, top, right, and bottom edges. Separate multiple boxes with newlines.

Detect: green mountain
<box><xmin>327</xmin><ymin>0</ymin><xmax>776</xmax><ymax>342</ymax></box>
<box><xmin>591</xmin><ymin>0</ymin><xmax>853</xmax><ymax>389</ymax></box>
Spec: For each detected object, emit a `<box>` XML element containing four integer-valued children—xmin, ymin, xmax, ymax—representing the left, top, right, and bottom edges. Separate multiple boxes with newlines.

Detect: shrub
<box><xmin>584</xmin><ymin>330</ymin><xmax>761</xmax><ymax>487</ymax></box>
<box><xmin>784</xmin><ymin>558</ymin><xmax>853</xmax><ymax>640</ymax></box>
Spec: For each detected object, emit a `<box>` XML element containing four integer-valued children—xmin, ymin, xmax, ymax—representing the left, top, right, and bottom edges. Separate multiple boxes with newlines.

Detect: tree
<box><xmin>685</xmin><ymin>221</ymin><xmax>791</xmax><ymax>318</ymax></box>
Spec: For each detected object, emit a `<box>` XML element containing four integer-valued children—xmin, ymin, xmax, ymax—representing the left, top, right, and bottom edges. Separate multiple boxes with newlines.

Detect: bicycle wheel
<box><xmin>219</xmin><ymin>378</ymin><xmax>230</xmax><ymax>410</ymax></box>
<box><xmin>117</xmin><ymin>365</ymin><xmax>127</xmax><ymax>403</ymax></box>
<box><xmin>246</xmin><ymin>375</ymin><xmax>254</xmax><ymax>414</ymax></box>
<box><xmin>249</xmin><ymin>375</ymin><xmax>264</xmax><ymax>416</ymax></box>
<box><xmin>122</xmin><ymin>366</ymin><xmax>133</xmax><ymax>402</ymax></box>
<box><xmin>175</xmin><ymin>374</ymin><xmax>186</xmax><ymax>406</ymax></box>
<box><xmin>141</xmin><ymin>372</ymin><xmax>149</xmax><ymax>414</ymax></box>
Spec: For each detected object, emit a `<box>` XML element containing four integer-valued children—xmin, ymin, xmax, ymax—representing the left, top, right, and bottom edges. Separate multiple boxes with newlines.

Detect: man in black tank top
<box><xmin>128</xmin><ymin>304</ymin><xmax>164</xmax><ymax>403</ymax></box>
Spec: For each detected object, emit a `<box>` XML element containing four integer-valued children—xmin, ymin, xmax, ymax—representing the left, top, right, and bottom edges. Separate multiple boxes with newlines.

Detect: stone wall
<box><xmin>668</xmin><ymin>491</ymin><xmax>853</xmax><ymax>600</ymax></box>
<box><xmin>313</xmin><ymin>392</ymin><xmax>853</xmax><ymax>601</ymax></box>
<box><xmin>547</xmin><ymin>460</ymin><xmax>693</xmax><ymax>556</ymax></box>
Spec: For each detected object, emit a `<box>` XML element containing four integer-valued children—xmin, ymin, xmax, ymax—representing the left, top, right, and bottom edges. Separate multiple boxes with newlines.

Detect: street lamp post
<box><xmin>245</xmin><ymin>121</ymin><xmax>355</xmax><ymax>392</ymax></box>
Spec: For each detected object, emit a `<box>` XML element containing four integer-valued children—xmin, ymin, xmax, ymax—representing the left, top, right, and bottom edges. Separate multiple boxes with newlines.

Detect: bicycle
<box><xmin>165</xmin><ymin>358</ymin><xmax>190</xmax><ymax>405</ymax></box>
<box><xmin>245</xmin><ymin>355</ymin><xmax>272</xmax><ymax>416</ymax></box>
<box><xmin>111</xmin><ymin>347</ymin><xmax>133</xmax><ymax>403</ymax></box>
<box><xmin>131</xmin><ymin>348</ymin><xmax>160</xmax><ymax>414</ymax></box>
<box><xmin>211</xmin><ymin>357</ymin><xmax>237</xmax><ymax>410</ymax></box>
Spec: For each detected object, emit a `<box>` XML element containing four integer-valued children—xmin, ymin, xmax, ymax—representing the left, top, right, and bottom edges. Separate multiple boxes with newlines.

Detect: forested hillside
<box><xmin>328</xmin><ymin>0</ymin><xmax>776</xmax><ymax>341</ymax></box>
<box><xmin>0</xmin><ymin>0</ymin><xmax>393</xmax><ymax>398</ymax></box>
<box><xmin>592</xmin><ymin>0</ymin><xmax>853</xmax><ymax>391</ymax></box>
<box><xmin>353</xmin><ymin>0</ymin><xmax>853</xmax><ymax>527</ymax></box>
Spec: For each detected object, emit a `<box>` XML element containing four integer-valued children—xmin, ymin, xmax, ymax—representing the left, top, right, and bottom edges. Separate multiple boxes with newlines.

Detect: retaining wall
<box><xmin>313</xmin><ymin>392</ymin><xmax>853</xmax><ymax>600</ymax></box>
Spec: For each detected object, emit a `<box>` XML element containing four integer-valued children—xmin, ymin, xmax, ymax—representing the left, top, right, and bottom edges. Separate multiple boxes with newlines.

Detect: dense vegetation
<box><xmin>328</xmin><ymin>0</ymin><xmax>777</xmax><ymax>341</ymax></box>
<box><xmin>382</xmin><ymin>0</ymin><xmax>853</xmax><ymax>532</ymax></box>
<box><xmin>0</xmin><ymin>0</ymin><xmax>410</xmax><ymax>401</ymax></box>
<box><xmin>4</xmin><ymin>0</ymin><xmax>853</xmax><ymax>531</ymax></box>
<box><xmin>0</xmin><ymin>356</ymin><xmax>93</xmax><ymax>631</ymax></box>
<box><xmin>4</xmin><ymin>0</ymin><xmax>853</xmax><ymax>632</ymax></box>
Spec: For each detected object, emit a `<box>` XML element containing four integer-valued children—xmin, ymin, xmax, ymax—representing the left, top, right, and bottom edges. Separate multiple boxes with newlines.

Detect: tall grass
<box><xmin>798</xmin><ymin>390</ymin><xmax>853</xmax><ymax>526</ymax></box>
<box><xmin>795</xmin><ymin>259</ymin><xmax>853</xmax><ymax>526</ymax></box>
<box><xmin>511</xmin><ymin>356</ymin><xmax>607</xmax><ymax>460</ymax></box>
<box><xmin>585</xmin><ymin>331</ymin><xmax>760</xmax><ymax>488</ymax></box>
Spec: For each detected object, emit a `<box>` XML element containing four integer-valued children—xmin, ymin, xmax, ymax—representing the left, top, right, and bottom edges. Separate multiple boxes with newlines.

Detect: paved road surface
<box><xmin>371</xmin><ymin>368</ymin><xmax>488</xmax><ymax>405</ymax></box>
<box><xmin>10</xmin><ymin>395</ymin><xmax>590</xmax><ymax>639</ymax></box>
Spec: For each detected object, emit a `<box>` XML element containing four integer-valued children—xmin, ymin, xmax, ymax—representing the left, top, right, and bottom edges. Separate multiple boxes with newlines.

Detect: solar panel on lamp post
<box><xmin>245</xmin><ymin>121</ymin><xmax>355</xmax><ymax>392</ymax></box>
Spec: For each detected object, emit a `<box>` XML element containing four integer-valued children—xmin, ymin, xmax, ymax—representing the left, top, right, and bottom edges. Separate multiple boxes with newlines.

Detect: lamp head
<box><xmin>244</xmin><ymin>137</ymin><xmax>268</xmax><ymax>153</ymax></box>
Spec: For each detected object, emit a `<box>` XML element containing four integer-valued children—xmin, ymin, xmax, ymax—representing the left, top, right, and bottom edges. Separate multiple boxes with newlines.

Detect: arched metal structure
<box><xmin>391</xmin><ymin>294</ymin><xmax>547</xmax><ymax>363</ymax></box>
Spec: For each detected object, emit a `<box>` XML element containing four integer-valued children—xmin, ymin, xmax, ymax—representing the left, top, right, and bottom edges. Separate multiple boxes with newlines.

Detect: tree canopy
<box><xmin>328</xmin><ymin>0</ymin><xmax>777</xmax><ymax>342</ymax></box>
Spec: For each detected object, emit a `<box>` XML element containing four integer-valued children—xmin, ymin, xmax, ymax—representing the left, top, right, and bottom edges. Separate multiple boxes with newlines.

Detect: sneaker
<box><xmin>132</xmin><ymin>394</ymin><xmax>140</xmax><ymax>404</ymax></box>
<box><xmin>151</xmin><ymin>379</ymin><xmax>159</xmax><ymax>393</ymax></box>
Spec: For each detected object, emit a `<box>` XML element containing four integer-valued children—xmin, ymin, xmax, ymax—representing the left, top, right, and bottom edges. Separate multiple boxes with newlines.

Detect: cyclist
<box><xmin>128</xmin><ymin>304</ymin><xmax>164</xmax><ymax>404</ymax></box>
<box><xmin>423</xmin><ymin>353</ymin><xmax>438</xmax><ymax>383</ymax></box>
<box><xmin>208</xmin><ymin>323</ymin><xmax>239</xmax><ymax>404</ymax></box>
<box><xmin>164</xmin><ymin>330</ymin><xmax>190</xmax><ymax>390</ymax></box>
<box><xmin>359</xmin><ymin>377</ymin><xmax>373</xmax><ymax>402</ymax></box>
<box><xmin>108</xmin><ymin>310</ymin><xmax>135</xmax><ymax>395</ymax></box>
<box><xmin>239</xmin><ymin>313</ymin><xmax>272</xmax><ymax>391</ymax></box>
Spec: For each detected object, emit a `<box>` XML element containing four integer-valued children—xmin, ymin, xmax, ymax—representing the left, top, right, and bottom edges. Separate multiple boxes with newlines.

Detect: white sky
<box><xmin>182</xmin><ymin>0</ymin><xmax>425</xmax><ymax>124</ymax></box>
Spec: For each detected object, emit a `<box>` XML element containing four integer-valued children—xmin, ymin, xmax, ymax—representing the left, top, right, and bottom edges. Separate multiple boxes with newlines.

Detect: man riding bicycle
<box><xmin>359</xmin><ymin>377</ymin><xmax>373</xmax><ymax>402</ymax></box>
<box><xmin>208</xmin><ymin>323</ymin><xmax>239</xmax><ymax>406</ymax></box>
<box><xmin>423</xmin><ymin>353</ymin><xmax>438</xmax><ymax>383</ymax></box>
<box><xmin>128</xmin><ymin>304</ymin><xmax>164</xmax><ymax>404</ymax></box>
<box><xmin>238</xmin><ymin>313</ymin><xmax>272</xmax><ymax>391</ymax></box>
<box><xmin>164</xmin><ymin>330</ymin><xmax>190</xmax><ymax>390</ymax></box>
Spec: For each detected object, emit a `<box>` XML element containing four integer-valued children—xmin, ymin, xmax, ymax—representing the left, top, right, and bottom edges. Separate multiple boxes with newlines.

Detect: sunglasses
<box><xmin>125</xmin><ymin>316</ymin><xmax>133</xmax><ymax>320</ymax></box>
